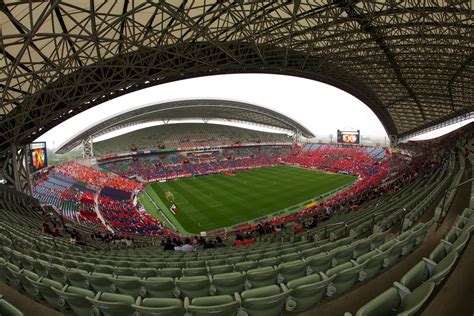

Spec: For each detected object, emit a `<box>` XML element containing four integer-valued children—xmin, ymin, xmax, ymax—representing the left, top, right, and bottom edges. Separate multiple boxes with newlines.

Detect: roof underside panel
<box><xmin>0</xmin><ymin>0</ymin><xmax>473</xmax><ymax>152</ymax></box>
<box><xmin>55</xmin><ymin>99</ymin><xmax>314</xmax><ymax>154</ymax></box>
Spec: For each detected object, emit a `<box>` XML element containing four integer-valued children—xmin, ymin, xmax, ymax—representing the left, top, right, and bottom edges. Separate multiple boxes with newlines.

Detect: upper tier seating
<box><xmin>94</xmin><ymin>123</ymin><xmax>292</xmax><ymax>155</ymax></box>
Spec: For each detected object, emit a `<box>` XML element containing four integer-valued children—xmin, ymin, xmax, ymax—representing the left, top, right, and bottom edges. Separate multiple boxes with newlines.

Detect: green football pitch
<box><xmin>141</xmin><ymin>166</ymin><xmax>356</xmax><ymax>234</ymax></box>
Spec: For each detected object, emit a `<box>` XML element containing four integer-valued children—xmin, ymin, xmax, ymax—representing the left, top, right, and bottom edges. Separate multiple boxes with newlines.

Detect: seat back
<box><xmin>286</xmin><ymin>274</ymin><xmax>330</xmax><ymax>313</ymax></box>
<box><xmin>176</xmin><ymin>276</ymin><xmax>211</xmax><ymax>298</ymax></box>
<box><xmin>87</xmin><ymin>292</ymin><xmax>135</xmax><ymax>316</ymax></box>
<box><xmin>246</xmin><ymin>267</ymin><xmax>279</xmax><ymax>289</ymax></box>
<box><xmin>241</xmin><ymin>285</ymin><xmax>291</xmax><ymax>316</ymax></box>
<box><xmin>278</xmin><ymin>260</ymin><xmax>308</xmax><ymax>283</ymax></box>
<box><xmin>132</xmin><ymin>297</ymin><xmax>184</xmax><ymax>316</ymax></box>
<box><xmin>188</xmin><ymin>295</ymin><xmax>239</xmax><ymax>316</ymax></box>
<box><xmin>306</xmin><ymin>252</ymin><xmax>332</xmax><ymax>274</ymax></box>
<box><xmin>355</xmin><ymin>287</ymin><xmax>398</xmax><ymax>316</ymax></box>
<box><xmin>53</xmin><ymin>285</ymin><xmax>95</xmax><ymax>316</ymax></box>
<box><xmin>326</xmin><ymin>262</ymin><xmax>365</xmax><ymax>296</ymax></box>
<box><xmin>0</xmin><ymin>298</ymin><xmax>25</xmax><ymax>316</ymax></box>
<box><xmin>140</xmin><ymin>277</ymin><xmax>176</xmax><ymax>298</ymax></box>
<box><xmin>398</xmin><ymin>282</ymin><xmax>435</xmax><ymax>315</ymax></box>
<box><xmin>212</xmin><ymin>272</ymin><xmax>245</xmax><ymax>295</ymax></box>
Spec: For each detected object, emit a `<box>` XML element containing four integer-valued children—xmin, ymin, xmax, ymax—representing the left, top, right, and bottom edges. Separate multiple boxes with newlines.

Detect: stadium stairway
<box><xmin>298</xmin><ymin>157</ymin><xmax>472</xmax><ymax>316</ymax></box>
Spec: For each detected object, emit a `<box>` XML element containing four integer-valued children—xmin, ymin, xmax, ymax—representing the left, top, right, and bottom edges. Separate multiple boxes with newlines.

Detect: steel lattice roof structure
<box><xmin>55</xmin><ymin>99</ymin><xmax>314</xmax><ymax>154</ymax></box>
<box><xmin>0</xmin><ymin>0</ymin><xmax>473</xmax><ymax>155</ymax></box>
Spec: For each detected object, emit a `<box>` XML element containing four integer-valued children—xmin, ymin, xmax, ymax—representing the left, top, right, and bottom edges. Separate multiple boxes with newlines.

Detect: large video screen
<box><xmin>337</xmin><ymin>130</ymin><xmax>360</xmax><ymax>144</ymax></box>
<box><xmin>29</xmin><ymin>142</ymin><xmax>48</xmax><ymax>172</ymax></box>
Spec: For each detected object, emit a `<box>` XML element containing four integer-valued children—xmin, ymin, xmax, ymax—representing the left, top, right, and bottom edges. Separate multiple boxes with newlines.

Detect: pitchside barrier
<box><xmin>207</xmin><ymin>180</ymin><xmax>356</xmax><ymax>237</ymax></box>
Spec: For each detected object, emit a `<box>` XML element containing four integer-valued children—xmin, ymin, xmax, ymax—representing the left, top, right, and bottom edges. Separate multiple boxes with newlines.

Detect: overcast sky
<box><xmin>35</xmin><ymin>74</ymin><xmax>471</xmax><ymax>149</ymax></box>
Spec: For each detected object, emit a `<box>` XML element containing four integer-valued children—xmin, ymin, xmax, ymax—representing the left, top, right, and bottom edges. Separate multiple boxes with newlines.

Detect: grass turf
<box><xmin>145</xmin><ymin>166</ymin><xmax>356</xmax><ymax>233</ymax></box>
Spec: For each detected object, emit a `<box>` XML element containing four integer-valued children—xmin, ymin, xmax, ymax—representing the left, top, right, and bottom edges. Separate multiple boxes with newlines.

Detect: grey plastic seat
<box><xmin>370</xmin><ymin>232</ymin><xmax>387</xmax><ymax>249</ymax></box>
<box><xmin>5</xmin><ymin>263</ymin><xmax>22</xmax><ymax>291</ymax></box>
<box><xmin>64</xmin><ymin>268</ymin><xmax>89</xmax><ymax>288</ymax></box>
<box><xmin>235</xmin><ymin>261</ymin><xmax>258</xmax><ymax>272</ymax></box>
<box><xmin>77</xmin><ymin>262</ymin><xmax>95</xmax><ymax>273</ymax></box>
<box><xmin>300</xmin><ymin>247</ymin><xmax>321</xmax><ymax>258</ymax></box>
<box><xmin>207</xmin><ymin>259</ymin><xmax>226</xmax><ymax>267</ymax></box>
<box><xmin>47</xmin><ymin>264</ymin><xmax>68</xmax><ymax>284</ymax></box>
<box><xmin>330</xmin><ymin>245</ymin><xmax>356</xmax><ymax>267</ymax></box>
<box><xmin>8</xmin><ymin>268</ymin><xmax>40</xmax><ymax>298</ymax></box>
<box><xmin>87</xmin><ymin>272</ymin><xmax>114</xmax><ymax>293</ymax></box>
<box><xmin>429</xmin><ymin>231</ymin><xmax>469</xmax><ymax>263</ymax></box>
<box><xmin>187</xmin><ymin>295</ymin><xmax>239</xmax><ymax>316</ymax></box>
<box><xmin>306</xmin><ymin>252</ymin><xmax>333</xmax><ymax>275</ymax></box>
<box><xmin>400</xmin><ymin>252</ymin><xmax>459</xmax><ymax>291</ymax></box>
<box><xmin>27</xmin><ymin>277</ymin><xmax>63</xmax><ymax>308</ymax></box>
<box><xmin>209</xmin><ymin>264</ymin><xmax>234</xmax><ymax>275</ymax></box>
<box><xmin>134</xmin><ymin>268</ymin><xmax>158</xmax><ymax>278</ymax></box>
<box><xmin>212</xmin><ymin>272</ymin><xmax>246</xmax><ymax>295</ymax></box>
<box><xmin>324</xmin><ymin>261</ymin><xmax>366</xmax><ymax>296</ymax></box>
<box><xmin>239</xmin><ymin>284</ymin><xmax>292</xmax><ymax>316</ymax></box>
<box><xmin>280</xmin><ymin>252</ymin><xmax>302</xmax><ymax>263</ymax></box>
<box><xmin>187</xmin><ymin>260</ymin><xmax>206</xmax><ymax>268</ymax></box>
<box><xmin>114</xmin><ymin>267</ymin><xmax>135</xmax><ymax>277</ymax></box>
<box><xmin>86</xmin><ymin>292</ymin><xmax>135</xmax><ymax>316</ymax></box>
<box><xmin>131</xmin><ymin>297</ymin><xmax>184</xmax><ymax>316</ymax></box>
<box><xmin>278</xmin><ymin>260</ymin><xmax>308</xmax><ymax>283</ymax></box>
<box><xmin>31</xmin><ymin>259</ymin><xmax>50</xmax><ymax>278</ymax></box>
<box><xmin>246</xmin><ymin>266</ymin><xmax>279</xmax><ymax>289</ymax></box>
<box><xmin>259</xmin><ymin>257</ymin><xmax>281</xmax><ymax>267</ymax></box>
<box><xmin>94</xmin><ymin>265</ymin><xmax>114</xmax><ymax>274</ymax></box>
<box><xmin>352</xmin><ymin>237</ymin><xmax>373</xmax><ymax>259</ymax></box>
<box><xmin>139</xmin><ymin>277</ymin><xmax>176</xmax><ymax>298</ymax></box>
<box><xmin>183</xmin><ymin>267</ymin><xmax>208</xmax><ymax>277</ymax></box>
<box><xmin>227</xmin><ymin>256</ymin><xmax>244</xmax><ymax>265</ymax></box>
<box><xmin>176</xmin><ymin>276</ymin><xmax>211</xmax><ymax>298</ymax></box>
<box><xmin>111</xmin><ymin>275</ymin><xmax>142</xmax><ymax>297</ymax></box>
<box><xmin>159</xmin><ymin>267</ymin><xmax>182</xmax><ymax>278</ymax></box>
<box><xmin>354</xmin><ymin>282</ymin><xmax>435</xmax><ymax>316</ymax></box>
<box><xmin>52</xmin><ymin>285</ymin><xmax>95</xmax><ymax>316</ymax></box>
<box><xmin>356</xmin><ymin>250</ymin><xmax>386</xmax><ymax>280</ymax></box>
<box><xmin>379</xmin><ymin>239</ymin><xmax>406</xmax><ymax>268</ymax></box>
<box><xmin>285</xmin><ymin>273</ymin><xmax>333</xmax><ymax>313</ymax></box>
<box><xmin>0</xmin><ymin>296</ymin><xmax>25</xmax><ymax>316</ymax></box>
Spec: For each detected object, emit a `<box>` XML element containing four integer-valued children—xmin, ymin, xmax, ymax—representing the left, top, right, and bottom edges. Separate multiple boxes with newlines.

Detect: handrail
<box><xmin>436</xmin><ymin>176</ymin><xmax>474</xmax><ymax>230</ymax></box>
<box><xmin>323</xmin><ymin>221</ymin><xmax>346</xmax><ymax>238</ymax></box>
<box><xmin>371</xmin><ymin>207</ymin><xmax>407</xmax><ymax>234</ymax></box>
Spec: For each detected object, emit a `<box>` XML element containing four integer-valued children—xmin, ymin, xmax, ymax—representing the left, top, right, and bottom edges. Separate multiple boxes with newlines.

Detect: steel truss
<box><xmin>0</xmin><ymin>1</ymin><xmax>472</xmax><ymax>160</ymax></box>
<box><xmin>0</xmin><ymin>144</ymin><xmax>32</xmax><ymax>194</ymax></box>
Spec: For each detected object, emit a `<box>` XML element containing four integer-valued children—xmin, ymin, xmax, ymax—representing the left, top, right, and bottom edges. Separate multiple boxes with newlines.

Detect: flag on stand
<box><xmin>170</xmin><ymin>204</ymin><xmax>178</xmax><ymax>214</ymax></box>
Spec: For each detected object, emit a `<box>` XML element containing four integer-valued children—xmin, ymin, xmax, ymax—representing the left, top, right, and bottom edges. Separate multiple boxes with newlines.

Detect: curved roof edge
<box><xmin>56</xmin><ymin>98</ymin><xmax>314</xmax><ymax>154</ymax></box>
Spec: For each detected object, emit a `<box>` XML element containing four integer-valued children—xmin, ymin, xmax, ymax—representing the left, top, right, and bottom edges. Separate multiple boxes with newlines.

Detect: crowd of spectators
<box><xmin>55</xmin><ymin>162</ymin><xmax>142</xmax><ymax>192</ymax></box>
<box><xmin>161</xmin><ymin>235</ymin><xmax>225</xmax><ymax>251</ymax></box>
<box><xmin>100</xmin><ymin>146</ymin><xmax>290</xmax><ymax>181</ymax></box>
<box><xmin>285</xmin><ymin>144</ymin><xmax>383</xmax><ymax>177</ymax></box>
<box><xmin>97</xmin><ymin>195</ymin><xmax>163</xmax><ymax>235</ymax></box>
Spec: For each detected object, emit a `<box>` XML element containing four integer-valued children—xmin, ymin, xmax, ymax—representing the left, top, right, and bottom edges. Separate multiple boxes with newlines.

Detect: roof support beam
<box><xmin>54</xmin><ymin>6</ymin><xmax>84</xmax><ymax>67</ymax></box>
<box><xmin>118</xmin><ymin>0</ymin><xmax>129</xmax><ymax>53</ymax></box>
<box><xmin>340</xmin><ymin>1</ymin><xmax>426</xmax><ymax>121</ymax></box>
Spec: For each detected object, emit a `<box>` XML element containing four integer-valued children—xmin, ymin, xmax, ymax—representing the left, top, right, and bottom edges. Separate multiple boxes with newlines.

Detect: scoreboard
<box><xmin>337</xmin><ymin>130</ymin><xmax>360</xmax><ymax>144</ymax></box>
<box><xmin>29</xmin><ymin>142</ymin><xmax>48</xmax><ymax>172</ymax></box>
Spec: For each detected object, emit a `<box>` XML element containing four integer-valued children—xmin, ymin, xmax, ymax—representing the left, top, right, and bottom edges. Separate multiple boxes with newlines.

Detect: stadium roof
<box><xmin>0</xmin><ymin>1</ymin><xmax>473</xmax><ymax>154</ymax></box>
<box><xmin>55</xmin><ymin>99</ymin><xmax>314</xmax><ymax>154</ymax></box>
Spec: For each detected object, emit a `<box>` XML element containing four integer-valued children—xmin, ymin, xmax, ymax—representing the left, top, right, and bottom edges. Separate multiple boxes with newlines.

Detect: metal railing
<box><xmin>323</xmin><ymin>221</ymin><xmax>346</xmax><ymax>239</ymax></box>
<box><xmin>370</xmin><ymin>207</ymin><xmax>407</xmax><ymax>234</ymax></box>
<box><xmin>436</xmin><ymin>177</ymin><xmax>474</xmax><ymax>230</ymax></box>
